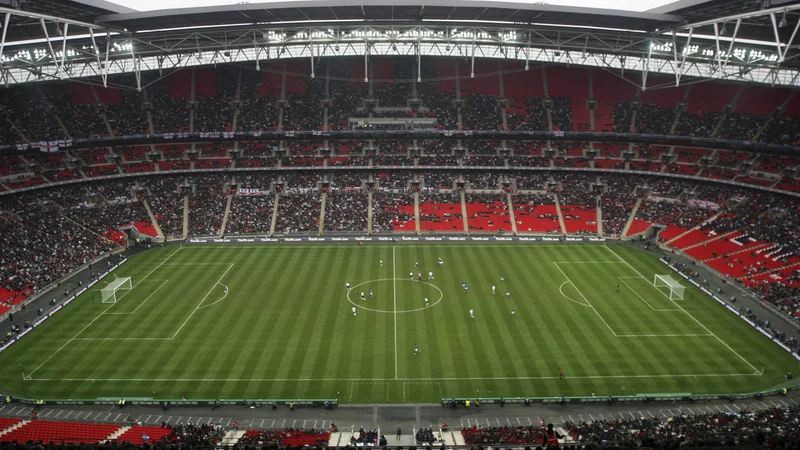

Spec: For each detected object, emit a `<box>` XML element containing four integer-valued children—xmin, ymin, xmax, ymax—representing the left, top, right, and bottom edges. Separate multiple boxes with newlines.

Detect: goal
<box><xmin>653</xmin><ymin>274</ymin><xmax>685</xmax><ymax>300</ymax></box>
<box><xmin>101</xmin><ymin>277</ymin><xmax>133</xmax><ymax>303</ymax></box>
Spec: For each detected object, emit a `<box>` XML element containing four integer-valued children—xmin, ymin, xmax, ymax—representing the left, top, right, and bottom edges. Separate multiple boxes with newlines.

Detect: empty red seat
<box><xmin>0</xmin><ymin>420</ymin><xmax>120</xmax><ymax>444</ymax></box>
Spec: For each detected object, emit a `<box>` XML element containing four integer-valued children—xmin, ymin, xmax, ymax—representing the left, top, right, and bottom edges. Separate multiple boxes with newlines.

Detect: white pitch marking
<box><xmin>26</xmin><ymin>247</ymin><xmax>184</xmax><ymax>378</ymax></box>
<box><xmin>196</xmin><ymin>281</ymin><xmax>230</xmax><ymax>310</ymax></box>
<box><xmin>393</xmin><ymin>246</ymin><xmax>398</xmax><ymax>380</ymax></box>
<box><xmin>170</xmin><ymin>263</ymin><xmax>234</xmax><ymax>339</ymax></box>
<box><xmin>103</xmin><ymin>279</ymin><xmax>169</xmax><ymax>315</ymax></box>
<box><xmin>558</xmin><ymin>281</ymin><xmax>592</xmax><ymax>307</ymax></box>
<box><xmin>617</xmin><ymin>277</ymin><xmax>680</xmax><ymax>312</ymax></box>
<box><xmin>551</xmin><ymin>261</ymin><xmax>626</xmax><ymax>264</ymax></box>
<box><xmin>604</xmin><ymin>245</ymin><xmax>761</xmax><ymax>374</ymax></box>
<box><xmin>554</xmin><ymin>262</ymin><xmax>618</xmax><ymax>336</ymax></box>
<box><xmin>615</xmin><ymin>334</ymin><xmax>714</xmax><ymax>338</ymax></box>
<box><xmin>29</xmin><ymin>372</ymin><xmax>762</xmax><ymax>382</ymax></box>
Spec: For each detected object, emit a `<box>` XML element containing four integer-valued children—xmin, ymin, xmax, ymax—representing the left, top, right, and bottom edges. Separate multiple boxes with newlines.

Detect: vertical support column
<box><xmin>270</xmin><ymin>192</ymin><xmax>280</xmax><ymax>236</ymax></box>
<box><xmin>460</xmin><ymin>190</ymin><xmax>469</xmax><ymax>236</ymax></box>
<box><xmin>367</xmin><ymin>191</ymin><xmax>373</xmax><ymax>235</ymax></box>
<box><xmin>183</xmin><ymin>193</ymin><xmax>190</xmax><ymax>239</ymax></box>
<box><xmin>414</xmin><ymin>192</ymin><xmax>421</xmax><ymax>235</ymax></box>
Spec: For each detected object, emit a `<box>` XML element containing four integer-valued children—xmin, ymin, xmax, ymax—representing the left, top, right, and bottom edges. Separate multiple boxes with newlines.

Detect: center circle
<box><xmin>346</xmin><ymin>278</ymin><xmax>443</xmax><ymax>313</ymax></box>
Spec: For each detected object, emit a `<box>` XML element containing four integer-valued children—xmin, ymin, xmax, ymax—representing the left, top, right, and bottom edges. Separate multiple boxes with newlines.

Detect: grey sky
<box><xmin>108</xmin><ymin>0</ymin><xmax>679</xmax><ymax>13</ymax></box>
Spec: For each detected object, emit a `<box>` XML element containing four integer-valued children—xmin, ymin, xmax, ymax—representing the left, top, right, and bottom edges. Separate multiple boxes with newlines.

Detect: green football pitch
<box><xmin>0</xmin><ymin>243</ymin><xmax>795</xmax><ymax>403</ymax></box>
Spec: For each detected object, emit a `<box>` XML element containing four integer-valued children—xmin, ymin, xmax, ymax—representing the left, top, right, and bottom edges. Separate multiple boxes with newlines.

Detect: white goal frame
<box><xmin>101</xmin><ymin>277</ymin><xmax>133</xmax><ymax>304</ymax></box>
<box><xmin>653</xmin><ymin>274</ymin><xmax>685</xmax><ymax>300</ymax></box>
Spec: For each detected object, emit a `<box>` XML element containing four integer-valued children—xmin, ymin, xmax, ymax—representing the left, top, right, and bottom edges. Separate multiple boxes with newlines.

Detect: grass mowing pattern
<box><xmin>0</xmin><ymin>243</ymin><xmax>794</xmax><ymax>403</ymax></box>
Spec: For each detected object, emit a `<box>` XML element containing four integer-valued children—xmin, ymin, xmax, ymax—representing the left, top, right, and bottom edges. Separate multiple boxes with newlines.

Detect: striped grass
<box><xmin>0</xmin><ymin>243</ymin><xmax>794</xmax><ymax>403</ymax></box>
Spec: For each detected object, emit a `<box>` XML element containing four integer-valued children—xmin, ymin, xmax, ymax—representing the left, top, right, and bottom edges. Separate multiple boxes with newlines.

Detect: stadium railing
<box><xmin>660</xmin><ymin>256</ymin><xmax>800</xmax><ymax>362</ymax></box>
<box><xmin>1</xmin><ymin>397</ymin><xmax>337</xmax><ymax>409</ymax></box>
<box><xmin>439</xmin><ymin>382</ymin><xmax>800</xmax><ymax>406</ymax></box>
<box><xmin>0</xmin><ymin>258</ymin><xmax>128</xmax><ymax>354</ymax></box>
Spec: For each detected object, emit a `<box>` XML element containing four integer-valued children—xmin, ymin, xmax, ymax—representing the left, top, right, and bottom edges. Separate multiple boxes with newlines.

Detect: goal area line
<box><xmin>554</xmin><ymin>259</ymin><xmax>760</xmax><ymax>376</ymax></box>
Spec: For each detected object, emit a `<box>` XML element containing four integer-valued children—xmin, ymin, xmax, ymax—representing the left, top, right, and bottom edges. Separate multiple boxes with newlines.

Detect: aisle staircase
<box><xmin>665</xmin><ymin>211</ymin><xmax>724</xmax><ymax>246</ymax></box>
<box><xmin>182</xmin><ymin>194</ymin><xmax>189</xmax><ymax>239</ymax></box>
<box><xmin>102</xmin><ymin>426</ymin><xmax>131</xmax><ymax>444</ymax></box>
<box><xmin>620</xmin><ymin>198</ymin><xmax>642</xmax><ymax>238</ymax></box>
<box><xmin>554</xmin><ymin>194</ymin><xmax>567</xmax><ymax>235</ymax></box>
<box><xmin>0</xmin><ymin>420</ymin><xmax>28</xmax><ymax>438</ymax></box>
<box><xmin>142</xmin><ymin>198</ymin><xmax>165</xmax><ymax>239</ymax></box>
<box><xmin>220</xmin><ymin>429</ymin><xmax>246</xmax><ymax>446</ymax></box>
<box><xmin>506</xmin><ymin>193</ymin><xmax>518</xmax><ymax>235</ymax></box>
<box><xmin>595</xmin><ymin>194</ymin><xmax>604</xmax><ymax>236</ymax></box>
<box><xmin>680</xmin><ymin>230</ymin><xmax>738</xmax><ymax>251</ymax></box>
<box><xmin>318</xmin><ymin>191</ymin><xmax>327</xmax><ymax>235</ymax></box>
<box><xmin>270</xmin><ymin>192</ymin><xmax>280</xmax><ymax>235</ymax></box>
<box><xmin>460</xmin><ymin>190</ymin><xmax>469</xmax><ymax>235</ymax></box>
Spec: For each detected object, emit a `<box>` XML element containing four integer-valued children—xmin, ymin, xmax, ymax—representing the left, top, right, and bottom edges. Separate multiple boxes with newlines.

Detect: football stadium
<box><xmin>0</xmin><ymin>0</ymin><xmax>799</xmax><ymax>448</ymax></box>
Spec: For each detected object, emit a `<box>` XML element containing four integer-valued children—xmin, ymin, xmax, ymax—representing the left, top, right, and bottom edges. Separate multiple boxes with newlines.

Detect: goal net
<box><xmin>101</xmin><ymin>277</ymin><xmax>133</xmax><ymax>303</ymax></box>
<box><xmin>653</xmin><ymin>274</ymin><xmax>685</xmax><ymax>300</ymax></box>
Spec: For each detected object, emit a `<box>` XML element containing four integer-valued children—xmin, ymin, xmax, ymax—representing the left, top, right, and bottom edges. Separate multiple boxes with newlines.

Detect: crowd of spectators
<box><xmin>467</xmin><ymin>172</ymin><xmax>500</xmax><ymax>189</ymax></box>
<box><xmin>69</xmin><ymin>201</ymin><xmax>150</xmax><ymax>245</ymax></box>
<box><xmin>372</xmin><ymin>192</ymin><xmax>414</xmax><ymax>233</ymax></box>
<box><xmin>716</xmin><ymin>112</ymin><xmax>764</xmax><ymax>141</ymax></box>
<box><xmin>377</xmin><ymin>171</ymin><xmax>411</xmax><ymax>190</ymax></box>
<box><xmin>5</xmin><ymin>62</ymin><xmax>800</xmax><ymax>153</ymax></box>
<box><xmin>352</xmin><ymin>428</ymin><xmax>378</xmax><ymax>445</ymax></box>
<box><xmin>631</xmin><ymin>103</ymin><xmax>675</xmax><ymax>135</ymax></box>
<box><xmin>323</xmin><ymin>191</ymin><xmax>367</xmax><ymax>232</ymax></box>
<box><xmin>105</xmin><ymin>76</ymin><xmax>150</xmax><ymax>136</ymax></box>
<box><xmin>636</xmin><ymin>200</ymin><xmax>711</xmax><ymax>230</ymax></box>
<box><xmin>148</xmin><ymin>79</ymin><xmax>189</xmax><ymax>134</ymax></box>
<box><xmin>462</xmin><ymin>425</ymin><xmax>549</xmax><ymax>446</ymax></box>
<box><xmin>328</xmin><ymin>172</ymin><xmax>363</xmax><ymax>188</ymax></box>
<box><xmin>226</xmin><ymin>194</ymin><xmax>274</xmax><ymax>235</ymax></box>
<box><xmin>163</xmin><ymin>422</ymin><xmax>226</xmax><ymax>447</ymax></box>
<box><xmin>42</xmin><ymin>85</ymin><xmax>108</xmax><ymax>139</ymax></box>
<box><xmin>187</xmin><ymin>174</ymin><xmax>228</xmax><ymax>236</ymax></box>
<box><xmin>236</xmin><ymin>428</ymin><xmax>329</xmax><ymax>449</ymax></box>
<box><xmin>512</xmin><ymin>172</ymin><xmax>550</xmax><ymax>190</ymax></box>
<box><xmin>0</xmin><ymin>210</ymin><xmax>110</xmax><ymax>293</ymax></box>
<box><xmin>145</xmin><ymin>176</ymin><xmax>186</xmax><ymax>238</ymax></box>
<box><xmin>283</xmin><ymin>172</ymin><xmax>323</xmax><ymax>189</ymax></box>
<box><xmin>563</xmin><ymin>405</ymin><xmax>800</xmax><ymax>449</ymax></box>
<box><xmin>414</xmin><ymin>427</ymin><xmax>437</xmax><ymax>445</ymax></box>
<box><xmin>275</xmin><ymin>193</ymin><xmax>320</xmax><ymax>234</ymax></box>
<box><xmin>601</xmin><ymin>191</ymin><xmax>636</xmax><ymax>237</ymax></box>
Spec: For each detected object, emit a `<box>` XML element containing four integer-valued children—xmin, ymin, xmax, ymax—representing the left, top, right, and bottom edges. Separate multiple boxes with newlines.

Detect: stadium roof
<box><xmin>1</xmin><ymin>0</ymin><xmax>800</xmax><ymax>87</ymax></box>
<box><xmin>94</xmin><ymin>0</ymin><xmax>683</xmax><ymax>33</ymax></box>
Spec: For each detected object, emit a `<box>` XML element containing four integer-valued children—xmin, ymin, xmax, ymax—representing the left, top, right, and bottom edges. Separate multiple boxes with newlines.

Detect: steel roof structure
<box><xmin>1</xmin><ymin>0</ymin><xmax>800</xmax><ymax>88</ymax></box>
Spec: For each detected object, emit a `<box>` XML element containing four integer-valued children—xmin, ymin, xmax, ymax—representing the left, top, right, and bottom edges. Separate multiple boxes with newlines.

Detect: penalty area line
<box><xmin>196</xmin><ymin>282</ymin><xmax>230</xmax><ymax>310</ymax></box>
<box><xmin>604</xmin><ymin>245</ymin><xmax>762</xmax><ymax>375</ymax></box>
<box><xmin>24</xmin><ymin>247</ymin><xmax>184</xmax><ymax>379</ymax></box>
<box><xmin>169</xmin><ymin>263</ymin><xmax>234</xmax><ymax>339</ymax></box>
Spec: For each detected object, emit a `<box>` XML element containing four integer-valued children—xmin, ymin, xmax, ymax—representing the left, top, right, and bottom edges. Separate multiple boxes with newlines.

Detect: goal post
<box><xmin>653</xmin><ymin>274</ymin><xmax>685</xmax><ymax>300</ymax></box>
<box><xmin>101</xmin><ymin>277</ymin><xmax>133</xmax><ymax>304</ymax></box>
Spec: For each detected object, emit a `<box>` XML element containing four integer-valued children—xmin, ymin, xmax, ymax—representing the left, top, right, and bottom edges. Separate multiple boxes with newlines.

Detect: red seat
<box><xmin>0</xmin><ymin>420</ymin><xmax>120</xmax><ymax>444</ymax></box>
